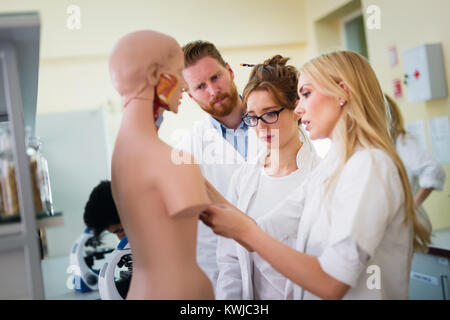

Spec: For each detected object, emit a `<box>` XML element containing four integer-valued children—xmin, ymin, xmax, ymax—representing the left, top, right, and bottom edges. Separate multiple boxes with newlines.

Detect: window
<box><xmin>342</xmin><ymin>12</ymin><xmax>369</xmax><ymax>60</ymax></box>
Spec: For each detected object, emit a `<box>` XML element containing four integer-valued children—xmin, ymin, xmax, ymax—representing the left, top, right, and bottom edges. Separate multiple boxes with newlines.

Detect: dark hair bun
<box><xmin>263</xmin><ymin>55</ymin><xmax>290</xmax><ymax>67</ymax></box>
<box><xmin>243</xmin><ymin>54</ymin><xmax>299</xmax><ymax>113</ymax></box>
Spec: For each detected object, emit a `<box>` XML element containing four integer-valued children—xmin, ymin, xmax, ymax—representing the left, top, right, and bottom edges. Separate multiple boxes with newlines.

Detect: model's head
<box><xmin>182</xmin><ymin>40</ymin><xmax>239</xmax><ymax>118</ymax></box>
<box><xmin>109</xmin><ymin>30</ymin><xmax>186</xmax><ymax>113</ymax></box>
<box><xmin>83</xmin><ymin>180</ymin><xmax>124</xmax><ymax>240</ymax></box>
<box><xmin>384</xmin><ymin>93</ymin><xmax>406</xmax><ymax>141</ymax></box>
<box><xmin>242</xmin><ymin>55</ymin><xmax>302</xmax><ymax>149</ymax></box>
<box><xmin>296</xmin><ymin>50</ymin><xmax>430</xmax><ymax>251</ymax></box>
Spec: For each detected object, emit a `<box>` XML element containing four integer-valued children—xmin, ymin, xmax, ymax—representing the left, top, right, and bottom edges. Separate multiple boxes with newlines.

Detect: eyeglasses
<box><xmin>242</xmin><ymin>107</ymin><xmax>286</xmax><ymax>127</ymax></box>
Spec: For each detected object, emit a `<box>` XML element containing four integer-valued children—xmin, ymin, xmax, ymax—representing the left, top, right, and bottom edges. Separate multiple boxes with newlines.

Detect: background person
<box><xmin>385</xmin><ymin>94</ymin><xmax>446</xmax><ymax>231</ymax></box>
<box><xmin>83</xmin><ymin>180</ymin><xmax>125</xmax><ymax>241</ymax></box>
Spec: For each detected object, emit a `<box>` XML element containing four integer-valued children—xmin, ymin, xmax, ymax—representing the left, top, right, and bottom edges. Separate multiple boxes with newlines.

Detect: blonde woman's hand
<box><xmin>200</xmin><ymin>203</ymin><xmax>256</xmax><ymax>252</ymax></box>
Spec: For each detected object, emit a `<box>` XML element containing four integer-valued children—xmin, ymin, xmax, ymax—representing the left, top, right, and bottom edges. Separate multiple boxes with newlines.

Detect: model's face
<box><xmin>163</xmin><ymin>49</ymin><xmax>187</xmax><ymax>114</ymax></box>
<box><xmin>295</xmin><ymin>74</ymin><xmax>343</xmax><ymax>140</ymax></box>
<box><xmin>182</xmin><ymin>56</ymin><xmax>238</xmax><ymax>117</ymax></box>
<box><xmin>246</xmin><ymin>90</ymin><xmax>299</xmax><ymax>148</ymax></box>
<box><xmin>107</xmin><ymin>223</ymin><xmax>125</xmax><ymax>240</ymax></box>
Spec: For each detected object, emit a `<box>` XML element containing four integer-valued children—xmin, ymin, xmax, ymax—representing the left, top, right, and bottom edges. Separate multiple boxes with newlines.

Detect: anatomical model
<box><xmin>109</xmin><ymin>30</ymin><xmax>214</xmax><ymax>299</ymax></box>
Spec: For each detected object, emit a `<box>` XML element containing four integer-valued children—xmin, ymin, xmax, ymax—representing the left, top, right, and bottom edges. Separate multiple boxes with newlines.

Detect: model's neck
<box><xmin>212</xmin><ymin>98</ymin><xmax>244</xmax><ymax>130</ymax></box>
<box><xmin>120</xmin><ymin>98</ymin><xmax>158</xmax><ymax>136</ymax></box>
<box><xmin>265</xmin><ymin>134</ymin><xmax>303</xmax><ymax>177</ymax></box>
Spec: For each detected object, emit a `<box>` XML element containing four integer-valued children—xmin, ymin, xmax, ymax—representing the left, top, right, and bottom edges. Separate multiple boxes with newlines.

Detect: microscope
<box><xmin>69</xmin><ymin>228</ymin><xmax>115</xmax><ymax>292</ymax></box>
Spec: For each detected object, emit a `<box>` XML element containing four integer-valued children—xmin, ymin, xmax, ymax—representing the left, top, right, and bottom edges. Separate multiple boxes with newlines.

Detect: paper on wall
<box><xmin>406</xmin><ymin>120</ymin><xmax>428</xmax><ymax>152</ymax></box>
<box><xmin>428</xmin><ymin>116</ymin><xmax>450</xmax><ymax>164</ymax></box>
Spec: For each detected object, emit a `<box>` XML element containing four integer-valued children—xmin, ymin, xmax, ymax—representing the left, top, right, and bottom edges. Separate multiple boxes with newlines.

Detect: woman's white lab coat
<box><xmin>261</xmin><ymin>143</ymin><xmax>414</xmax><ymax>299</ymax></box>
<box><xmin>175</xmin><ymin>115</ymin><xmax>261</xmax><ymax>291</ymax></box>
<box><xmin>216</xmin><ymin>137</ymin><xmax>321</xmax><ymax>299</ymax></box>
<box><xmin>395</xmin><ymin>133</ymin><xmax>446</xmax><ymax>227</ymax></box>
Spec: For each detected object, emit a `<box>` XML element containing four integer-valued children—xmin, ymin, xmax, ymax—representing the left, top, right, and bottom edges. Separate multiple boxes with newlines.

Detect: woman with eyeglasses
<box><xmin>212</xmin><ymin>55</ymin><xmax>321</xmax><ymax>300</ymax></box>
<box><xmin>202</xmin><ymin>51</ymin><xmax>431</xmax><ymax>300</ymax></box>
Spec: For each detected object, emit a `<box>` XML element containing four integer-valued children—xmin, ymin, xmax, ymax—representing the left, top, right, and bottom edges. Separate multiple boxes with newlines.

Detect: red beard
<box><xmin>201</xmin><ymin>82</ymin><xmax>239</xmax><ymax>118</ymax></box>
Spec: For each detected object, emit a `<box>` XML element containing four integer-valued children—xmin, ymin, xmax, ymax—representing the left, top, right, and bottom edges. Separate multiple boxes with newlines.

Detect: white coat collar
<box><xmin>253</xmin><ymin>137</ymin><xmax>313</xmax><ymax>171</ymax></box>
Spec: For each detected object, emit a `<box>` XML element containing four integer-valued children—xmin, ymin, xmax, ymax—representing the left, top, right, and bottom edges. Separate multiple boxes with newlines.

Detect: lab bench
<box><xmin>409</xmin><ymin>227</ymin><xmax>450</xmax><ymax>300</ymax></box>
<box><xmin>41</xmin><ymin>255</ymin><xmax>100</xmax><ymax>300</ymax></box>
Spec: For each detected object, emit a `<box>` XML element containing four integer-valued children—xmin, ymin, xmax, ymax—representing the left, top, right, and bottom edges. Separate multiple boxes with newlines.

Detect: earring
<box><xmin>339</xmin><ymin>100</ymin><xmax>346</xmax><ymax>107</ymax></box>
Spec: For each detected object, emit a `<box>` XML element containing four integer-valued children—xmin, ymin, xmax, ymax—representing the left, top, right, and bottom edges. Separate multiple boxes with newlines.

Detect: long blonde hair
<box><xmin>384</xmin><ymin>93</ymin><xmax>407</xmax><ymax>141</ymax></box>
<box><xmin>300</xmin><ymin>51</ymin><xmax>430</xmax><ymax>252</ymax></box>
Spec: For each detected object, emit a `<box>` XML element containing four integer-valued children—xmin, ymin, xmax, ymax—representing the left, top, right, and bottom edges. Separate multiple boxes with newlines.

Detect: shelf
<box><xmin>0</xmin><ymin>212</ymin><xmax>63</xmax><ymax>237</ymax></box>
<box><xmin>0</xmin><ymin>11</ymin><xmax>45</xmax><ymax>299</ymax></box>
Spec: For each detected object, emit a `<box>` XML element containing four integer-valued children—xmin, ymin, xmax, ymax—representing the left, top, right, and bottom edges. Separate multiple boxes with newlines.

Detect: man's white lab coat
<box><xmin>175</xmin><ymin>115</ymin><xmax>261</xmax><ymax>292</ymax></box>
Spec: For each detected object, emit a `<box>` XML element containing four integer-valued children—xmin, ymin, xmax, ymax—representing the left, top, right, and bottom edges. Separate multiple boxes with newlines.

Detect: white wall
<box><xmin>1</xmin><ymin>0</ymin><xmax>308</xmax><ymax>58</ymax></box>
<box><xmin>1</xmin><ymin>0</ymin><xmax>312</xmax><ymax>152</ymax></box>
<box><xmin>0</xmin><ymin>1</ymin><xmax>313</xmax><ymax>258</ymax></box>
<box><xmin>36</xmin><ymin>108</ymin><xmax>112</xmax><ymax>257</ymax></box>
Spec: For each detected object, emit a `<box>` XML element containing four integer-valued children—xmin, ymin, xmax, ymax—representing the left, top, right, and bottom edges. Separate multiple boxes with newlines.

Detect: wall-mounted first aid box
<box><xmin>403</xmin><ymin>43</ymin><xmax>448</xmax><ymax>103</ymax></box>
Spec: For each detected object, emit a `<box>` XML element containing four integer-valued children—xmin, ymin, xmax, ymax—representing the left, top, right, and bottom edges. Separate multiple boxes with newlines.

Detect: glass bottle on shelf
<box><xmin>0</xmin><ymin>127</ymin><xmax>5</xmax><ymax>219</ymax></box>
<box><xmin>0</xmin><ymin>127</ymin><xmax>20</xmax><ymax>219</ymax></box>
<box><xmin>26</xmin><ymin>128</ymin><xmax>54</xmax><ymax>217</ymax></box>
<box><xmin>39</xmin><ymin>146</ymin><xmax>55</xmax><ymax>216</ymax></box>
<box><xmin>26</xmin><ymin>134</ymin><xmax>43</xmax><ymax>214</ymax></box>
<box><xmin>0</xmin><ymin>127</ymin><xmax>7</xmax><ymax>219</ymax></box>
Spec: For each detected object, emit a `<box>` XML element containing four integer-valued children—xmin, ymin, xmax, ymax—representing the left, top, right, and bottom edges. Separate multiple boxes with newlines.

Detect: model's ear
<box><xmin>156</xmin><ymin>73</ymin><xmax>178</xmax><ymax>104</ymax></box>
<box><xmin>226</xmin><ymin>63</ymin><xmax>235</xmax><ymax>80</ymax></box>
<box><xmin>146</xmin><ymin>63</ymin><xmax>161</xmax><ymax>86</ymax></box>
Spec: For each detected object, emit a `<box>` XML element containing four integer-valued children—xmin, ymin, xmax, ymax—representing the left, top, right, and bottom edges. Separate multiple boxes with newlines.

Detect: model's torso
<box><xmin>111</xmin><ymin>131</ymin><xmax>214</xmax><ymax>299</ymax></box>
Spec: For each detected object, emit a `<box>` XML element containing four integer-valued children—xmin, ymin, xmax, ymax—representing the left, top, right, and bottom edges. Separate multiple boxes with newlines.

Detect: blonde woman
<box><xmin>385</xmin><ymin>94</ymin><xmax>446</xmax><ymax>231</ymax></box>
<box><xmin>201</xmin><ymin>51</ymin><xmax>431</xmax><ymax>300</ymax></box>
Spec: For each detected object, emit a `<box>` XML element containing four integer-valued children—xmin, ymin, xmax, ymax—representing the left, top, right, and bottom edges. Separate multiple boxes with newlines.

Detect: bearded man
<box><xmin>176</xmin><ymin>41</ymin><xmax>254</xmax><ymax>294</ymax></box>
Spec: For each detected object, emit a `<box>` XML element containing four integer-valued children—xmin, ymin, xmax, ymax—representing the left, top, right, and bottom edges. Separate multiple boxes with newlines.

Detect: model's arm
<box><xmin>201</xmin><ymin>204</ymin><xmax>350</xmax><ymax>300</ymax></box>
<box><xmin>156</xmin><ymin>144</ymin><xmax>211</xmax><ymax>217</ymax></box>
<box><xmin>204</xmin><ymin>178</ymin><xmax>231</xmax><ymax>205</ymax></box>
